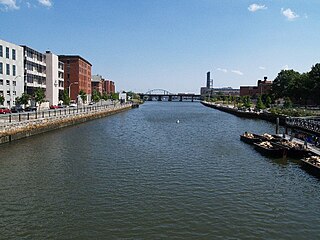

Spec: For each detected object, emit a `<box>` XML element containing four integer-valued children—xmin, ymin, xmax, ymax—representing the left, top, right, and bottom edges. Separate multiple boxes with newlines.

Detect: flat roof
<box><xmin>58</xmin><ymin>55</ymin><xmax>92</xmax><ymax>66</ymax></box>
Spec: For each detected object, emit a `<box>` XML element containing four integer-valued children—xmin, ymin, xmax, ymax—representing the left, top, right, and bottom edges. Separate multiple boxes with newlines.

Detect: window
<box><xmin>0</xmin><ymin>79</ymin><xmax>3</xmax><ymax>85</ymax></box>
<box><xmin>0</xmin><ymin>45</ymin><xmax>2</xmax><ymax>57</ymax></box>
<box><xmin>0</xmin><ymin>62</ymin><xmax>2</xmax><ymax>74</ymax></box>
<box><xmin>13</xmin><ymin>81</ymin><xmax>16</xmax><ymax>86</ymax></box>
<box><xmin>7</xmin><ymin>90</ymin><xmax>10</xmax><ymax>95</ymax></box>
<box><xmin>12</xmin><ymin>49</ymin><xmax>16</xmax><ymax>60</ymax></box>
<box><xmin>13</xmin><ymin>91</ymin><xmax>16</xmax><ymax>96</ymax></box>
<box><xmin>12</xmin><ymin>65</ymin><xmax>16</xmax><ymax>76</ymax></box>
<box><xmin>0</xmin><ymin>90</ymin><xmax>3</xmax><ymax>96</ymax></box>
<box><xmin>6</xmin><ymin>64</ymin><xmax>10</xmax><ymax>75</ymax></box>
<box><xmin>6</xmin><ymin>47</ymin><xmax>9</xmax><ymax>58</ymax></box>
<box><xmin>6</xmin><ymin>80</ymin><xmax>10</xmax><ymax>86</ymax></box>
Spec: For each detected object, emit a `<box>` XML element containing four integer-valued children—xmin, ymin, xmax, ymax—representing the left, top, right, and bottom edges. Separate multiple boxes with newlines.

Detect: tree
<box><xmin>92</xmin><ymin>89</ymin><xmax>101</xmax><ymax>102</ymax></box>
<box><xmin>111</xmin><ymin>92</ymin><xmax>119</xmax><ymax>100</ymax></box>
<box><xmin>242</xmin><ymin>96</ymin><xmax>252</xmax><ymax>108</ymax></box>
<box><xmin>0</xmin><ymin>95</ymin><xmax>4</xmax><ymax>105</ymax></box>
<box><xmin>62</xmin><ymin>89</ymin><xmax>70</xmax><ymax>105</ymax></box>
<box><xmin>15</xmin><ymin>93</ymin><xmax>30</xmax><ymax>106</ymax></box>
<box><xmin>79</xmin><ymin>89</ymin><xmax>87</xmax><ymax>104</ymax></box>
<box><xmin>256</xmin><ymin>96</ymin><xmax>265</xmax><ymax>110</ymax></box>
<box><xmin>265</xmin><ymin>96</ymin><xmax>272</xmax><ymax>108</ymax></box>
<box><xmin>34</xmin><ymin>88</ymin><xmax>46</xmax><ymax>111</ymax></box>
<box><xmin>308</xmin><ymin>63</ymin><xmax>320</xmax><ymax>104</ymax></box>
<box><xmin>101</xmin><ymin>92</ymin><xmax>110</xmax><ymax>101</ymax></box>
<box><xmin>272</xmin><ymin>70</ymin><xmax>301</xmax><ymax>99</ymax></box>
<box><xmin>283</xmin><ymin>97</ymin><xmax>292</xmax><ymax>108</ymax></box>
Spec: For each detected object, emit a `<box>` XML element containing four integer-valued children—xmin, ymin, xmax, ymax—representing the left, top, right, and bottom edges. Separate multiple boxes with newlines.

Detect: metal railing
<box><xmin>0</xmin><ymin>102</ymin><xmax>132</xmax><ymax>130</ymax></box>
<box><xmin>286</xmin><ymin>116</ymin><xmax>320</xmax><ymax>134</ymax></box>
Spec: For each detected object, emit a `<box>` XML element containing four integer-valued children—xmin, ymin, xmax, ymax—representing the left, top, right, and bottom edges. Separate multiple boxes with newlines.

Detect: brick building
<box><xmin>59</xmin><ymin>55</ymin><xmax>92</xmax><ymax>102</ymax></box>
<box><xmin>103</xmin><ymin>79</ymin><xmax>115</xmax><ymax>94</ymax></box>
<box><xmin>240</xmin><ymin>77</ymin><xmax>272</xmax><ymax>97</ymax></box>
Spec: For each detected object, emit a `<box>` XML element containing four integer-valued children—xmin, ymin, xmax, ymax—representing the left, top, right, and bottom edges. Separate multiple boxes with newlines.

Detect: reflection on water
<box><xmin>0</xmin><ymin>102</ymin><xmax>319</xmax><ymax>239</ymax></box>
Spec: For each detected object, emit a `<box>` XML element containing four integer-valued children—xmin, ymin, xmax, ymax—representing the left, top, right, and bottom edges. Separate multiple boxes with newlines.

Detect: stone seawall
<box><xmin>0</xmin><ymin>104</ymin><xmax>133</xmax><ymax>145</ymax></box>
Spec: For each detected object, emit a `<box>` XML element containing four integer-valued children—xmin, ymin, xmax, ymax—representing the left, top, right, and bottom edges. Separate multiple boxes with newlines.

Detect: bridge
<box><xmin>139</xmin><ymin>89</ymin><xmax>201</xmax><ymax>102</ymax></box>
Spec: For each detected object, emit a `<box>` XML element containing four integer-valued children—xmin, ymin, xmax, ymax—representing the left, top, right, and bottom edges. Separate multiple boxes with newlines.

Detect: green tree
<box><xmin>308</xmin><ymin>63</ymin><xmax>320</xmax><ymax>104</ymax></box>
<box><xmin>265</xmin><ymin>96</ymin><xmax>272</xmax><ymax>108</ymax></box>
<box><xmin>92</xmin><ymin>89</ymin><xmax>101</xmax><ymax>102</ymax></box>
<box><xmin>62</xmin><ymin>89</ymin><xmax>70</xmax><ymax>105</ymax></box>
<box><xmin>256</xmin><ymin>96</ymin><xmax>265</xmax><ymax>110</ymax></box>
<box><xmin>34</xmin><ymin>88</ymin><xmax>46</xmax><ymax>111</ymax></box>
<box><xmin>283</xmin><ymin>97</ymin><xmax>292</xmax><ymax>108</ymax></box>
<box><xmin>242</xmin><ymin>96</ymin><xmax>252</xmax><ymax>108</ymax></box>
<box><xmin>15</xmin><ymin>93</ymin><xmax>30</xmax><ymax>105</ymax></box>
<box><xmin>79</xmin><ymin>89</ymin><xmax>87</xmax><ymax>104</ymax></box>
<box><xmin>0</xmin><ymin>95</ymin><xmax>4</xmax><ymax>105</ymax></box>
<box><xmin>272</xmin><ymin>70</ymin><xmax>301</xmax><ymax>99</ymax></box>
<box><xmin>111</xmin><ymin>92</ymin><xmax>119</xmax><ymax>100</ymax></box>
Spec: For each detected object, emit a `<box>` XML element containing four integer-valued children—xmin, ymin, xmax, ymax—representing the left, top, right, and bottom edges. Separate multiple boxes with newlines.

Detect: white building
<box><xmin>21</xmin><ymin>45</ymin><xmax>46</xmax><ymax>96</ymax></box>
<box><xmin>45</xmin><ymin>51</ymin><xmax>64</xmax><ymax>105</ymax></box>
<box><xmin>0</xmin><ymin>39</ymin><xmax>24</xmax><ymax>107</ymax></box>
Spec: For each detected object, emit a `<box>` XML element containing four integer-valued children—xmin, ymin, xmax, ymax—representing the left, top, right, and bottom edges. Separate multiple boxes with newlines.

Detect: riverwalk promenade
<box><xmin>0</xmin><ymin>102</ymin><xmax>134</xmax><ymax>144</ymax></box>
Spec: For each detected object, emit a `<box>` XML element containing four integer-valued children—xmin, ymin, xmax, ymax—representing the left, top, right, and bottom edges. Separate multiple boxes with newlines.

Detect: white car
<box><xmin>69</xmin><ymin>103</ymin><xmax>77</xmax><ymax>107</ymax></box>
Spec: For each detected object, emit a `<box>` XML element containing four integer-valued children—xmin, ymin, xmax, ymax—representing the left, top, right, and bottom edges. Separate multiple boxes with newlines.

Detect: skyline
<box><xmin>1</xmin><ymin>0</ymin><xmax>319</xmax><ymax>93</ymax></box>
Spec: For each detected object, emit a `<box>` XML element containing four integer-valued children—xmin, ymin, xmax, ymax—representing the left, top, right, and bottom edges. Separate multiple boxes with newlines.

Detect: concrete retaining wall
<box><xmin>0</xmin><ymin>104</ymin><xmax>133</xmax><ymax>145</ymax></box>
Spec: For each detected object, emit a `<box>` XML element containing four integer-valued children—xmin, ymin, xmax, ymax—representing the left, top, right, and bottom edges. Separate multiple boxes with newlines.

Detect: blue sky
<box><xmin>1</xmin><ymin>0</ymin><xmax>319</xmax><ymax>93</ymax></box>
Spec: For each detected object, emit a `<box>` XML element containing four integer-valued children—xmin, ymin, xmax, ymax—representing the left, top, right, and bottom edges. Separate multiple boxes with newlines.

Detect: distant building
<box><xmin>59</xmin><ymin>55</ymin><xmax>92</xmax><ymax>102</ymax></box>
<box><xmin>103</xmin><ymin>79</ymin><xmax>115</xmax><ymax>94</ymax></box>
<box><xmin>45</xmin><ymin>51</ymin><xmax>64</xmax><ymax>105</ymax></box>
<box><xmin>0</xmin><ymin>39</ymin><xmax>24</xmax><ymax>108</ymax></box>
<box><xmin>240</xmin><ymin>77</ymin><xmax>272</xmax><ymax>97</ymax></box>
<box><xmin>119</xmin><ymin>91</ymin><xmax>127</xmax><ymax>103</ymax></box>
<box><xmin>91</xmin><ymin>74</ymin><xmax>103</xmax><ymax>95</ymax></box>
<box><xmin>21</xmin><ymin>45</ymin><xmax>46</xmax><ymax>97</ymax></box>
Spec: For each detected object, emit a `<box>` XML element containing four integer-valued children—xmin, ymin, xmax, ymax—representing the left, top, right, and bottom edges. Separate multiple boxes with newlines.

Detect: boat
<box><xmin>253</xmin><ymin>141</ymin><xmax>288</xmax><ymax>158</ymax></box>
<box><xmin>240</xmin><ymin>132</ymin><xmax>282</xmax><ymax>145</ymax></box>
<box><xmin>301</xmin><ymin>155</ymin><xmax>320</xmax><ymax>174</ymax></box>
<box><xmin>276</xmin><ymin>140</ymin><xmax>310</xmax><ymax>158</ymax></box>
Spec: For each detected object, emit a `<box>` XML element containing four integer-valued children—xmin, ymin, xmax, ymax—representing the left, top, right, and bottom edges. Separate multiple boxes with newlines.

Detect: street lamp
<box><xmin>68</xmin><ymin>82</ymin><xmax>78</xmax><ymax>99</ymax></box>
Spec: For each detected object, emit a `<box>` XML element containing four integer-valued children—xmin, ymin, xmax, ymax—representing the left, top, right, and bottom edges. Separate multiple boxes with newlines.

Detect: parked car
<box><xmin>24</xmin><ymin>106</ymin><xmax>37</xmax><ymax>112</ymax></box>
<box><xmin>69</xmin><ymin>103</ymin><xmax>77</xmax><ymax>107</ymax></box>
<box><xmin>50</xmin><ymin>105</ymin><xmax>59</xmax><ymax>109</ymax></box>
<box><xmin>0</xmin><ymin>107</ymin><xmax>11</xmax><ymax>114</ymax></box>
<box><xmin>11</xmin><ymin>106</ymin><xmax>24</xmax><ymax>113</ymax></box>
<box><xmin>58</xmin><ymin>104</ymin><xmax>66</xmax><ymax>108</ymax></box>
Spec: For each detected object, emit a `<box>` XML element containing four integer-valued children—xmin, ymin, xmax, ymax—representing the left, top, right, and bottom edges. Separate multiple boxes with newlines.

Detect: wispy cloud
<box><xmin>38</xmin><ymin>0</ymin><xmax>52</xmax><ymax>8</ymax></box>
<box><xmin>0</xmin><ymin>0</ymin><xmax>19</xmax><ymax>11</ymax></box>
<box><xmin>281</xmin><ymin>8</ymin><xmax>299</xmax><ymax>21</ymax></box>
<box><xmin>259</xmin><ymin>66</ymin><xmax>266</xmax><ymax>70</ymax></box>
<box><xmin>248</xmin><ymin>3</ymin><xmax>267</xmax><ymax>12</ymax></box>
<box><xmin>217</xmin><ymin>68</ymin><xmax>227</xmax><ymax>73</ymax></box>
<box><xmin>231</xmin><ymin>70</ymin><xmax>244</xmax><ymax>76</ymax></box>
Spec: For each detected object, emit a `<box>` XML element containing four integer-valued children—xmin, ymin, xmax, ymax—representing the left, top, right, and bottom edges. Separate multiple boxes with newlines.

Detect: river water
<box><xmin>0</xmin><ymin>102</ymin><xmax>319</xmax><ymax>239</ymax></box>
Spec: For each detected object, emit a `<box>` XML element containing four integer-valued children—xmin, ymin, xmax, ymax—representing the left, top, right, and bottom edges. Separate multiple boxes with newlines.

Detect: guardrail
<box><xmin>0</xmin><ymin>102</ymin><xmax>130</xmax><ymax>130</ymax></box>
<box><xmin>286</xmin><ymin>117</ymin><xmax>320</xmax><ymax>134</ymax></box>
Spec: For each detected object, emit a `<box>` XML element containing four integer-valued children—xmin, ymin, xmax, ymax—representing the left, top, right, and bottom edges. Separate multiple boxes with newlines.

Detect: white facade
<box><xmin>0</xmin><ymin>39</ymin><xmax>24</xmax><ymax>107</ymax></box>
<box><xmin>45</xmin><ymin>51</ymin><xmax>64</xmax><ymax>105</ymax></box>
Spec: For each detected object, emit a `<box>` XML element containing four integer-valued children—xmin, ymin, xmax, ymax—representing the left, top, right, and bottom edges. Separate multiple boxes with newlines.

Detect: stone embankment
<box><xmin>0</xmin><ymin>103</ymin><xmax>135</xmax><ymax>144</ymax></box>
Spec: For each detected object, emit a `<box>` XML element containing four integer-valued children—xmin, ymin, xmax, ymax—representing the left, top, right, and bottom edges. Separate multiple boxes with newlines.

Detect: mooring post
<box><xmin>276</xmin><ymin>117</ymin><xmax>279</xmax><ymax>134</ymax></box>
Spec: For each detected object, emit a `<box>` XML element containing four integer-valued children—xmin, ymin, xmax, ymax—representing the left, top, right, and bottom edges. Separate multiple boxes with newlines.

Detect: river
<box><xmin>0</xmin><ymin>102</ymin><xmax>319</xmax><ymax>239</ymax></box>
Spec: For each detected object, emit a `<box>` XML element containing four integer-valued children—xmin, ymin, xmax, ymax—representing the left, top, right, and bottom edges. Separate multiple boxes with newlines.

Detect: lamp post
<box><xmin>68</xmin><ymin>82</ymin><xmax>78</xmax><ymax>99</ymax></box>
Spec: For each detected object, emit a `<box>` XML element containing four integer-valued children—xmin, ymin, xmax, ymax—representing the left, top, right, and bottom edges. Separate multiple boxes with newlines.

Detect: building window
<box><xmin>0</xmin><ymin>79</ymin><xmax>3</xmax><ymax>85</ymax></box>
<box><xmin>7</xmin><ymin>101</ymin><xmax>10</xmax><ymax>106</ymax></box>
<box><xmin>12</xmin><ymin>65</ymin><xmax>16</xmax><ymax>76</ymax></box>
<box><xmin>0</xmin><ymin>45</ymin><xmax>2</xmax><ymax>57</ymax></box>
<box><xmin>13</xmin><ymin>80</ymin><xmax>16</xmax><ymax>86</ymax></box>
<box><xmin>7</xmin><ymin>90</ymin><xmax>10</xmax><ymax>95</ymax></box>
<box><xmin>13</xmin><ymin>91</ymin><xmax>16</xmax><ymax>96</ymax></box>
<box><xmin>12</xmin><ymin>49</ymin><xmax>16</xmax><ymax>60</ymax></box>
<box><xmin>6</xmin><ymin>64</ymin><xmax>10</xmax><ymax>75</ymax></box>
<box><xmin>6</xmin><ymin>80</ymin><xmax>10</xmax><ymax>86</ymax></box>
<box><xmin>0</xmin><ymin>90</ymin><xmax>3</xmax><ymax>96</ymax></box>
<box><xmin>6</xmin><ymin>47</ymin><xmax>9</xmax><ymax>58</ymax></box>
<box><xmin>0</xmin><ymin>62</ymin><xmax>2</xmax><ymax>74</ymax></box>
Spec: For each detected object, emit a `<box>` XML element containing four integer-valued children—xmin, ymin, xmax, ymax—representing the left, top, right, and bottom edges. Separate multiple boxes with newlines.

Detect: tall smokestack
<box><xmin>207</xmin><ymin>72</ymin><xmax>211</xmax><ymax>88</ymax></box>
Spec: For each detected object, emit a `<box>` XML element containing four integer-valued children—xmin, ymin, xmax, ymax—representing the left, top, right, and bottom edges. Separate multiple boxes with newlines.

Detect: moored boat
<box><xmin>240</xmin><ymin>132</ymin><xmax>282</xmax><ymax>145</ymax></box>
<box><xmin>277</xmin><ymin>140</ymin><xmax>310</xmax><ymax>158</ymax></box>
<box><xmin>301</xmin><ymin>155</ymin><xmax>320</xmax><ymax>174</ymax></box>
<box><xmin>253</xmin><ymin>141</ymin><xmax>288</xmax><ymax>158</ymax></box>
